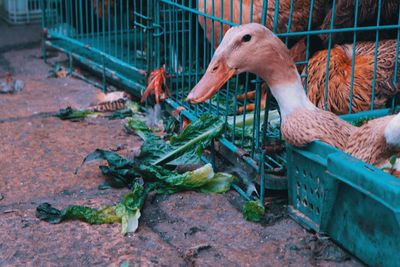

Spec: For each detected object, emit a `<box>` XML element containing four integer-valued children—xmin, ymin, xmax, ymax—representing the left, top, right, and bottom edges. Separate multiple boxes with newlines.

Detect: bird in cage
<box><xmin>197</xmin><ymin>0</ymin><xmax>329</xmax><ymax>49</ymax></box>
<box><xmin>304</xmin><ymin>39</ymin><xmax>400</xmax><ymax>114</ymax></box>
<box><xmin>314</xmin><ymin>0</ymin><xmax>400</xmax><ymax>50</ymax></box>
<box><xmin>187</xmin><ymin>23</ymin><xmax>354</xmax><ymax>150</ymax></box>
<box><xmin>186</xmin><ymin>23</ymin><xmax>400</xmax><ymax>177</ymax></box>
<box><xmin>196</xmin><ymin>0</ymin><xmax>331</xmax><ymax>114</ymax></box>
<box><xmin>290</xmin><ymin>0</ymin><xmax>400</xmax><ymax>69</ymax></box>
<box><xmin>345</xmin><ymin>112</ymin><xmax>400</xmax><ymax>177</ymax></box>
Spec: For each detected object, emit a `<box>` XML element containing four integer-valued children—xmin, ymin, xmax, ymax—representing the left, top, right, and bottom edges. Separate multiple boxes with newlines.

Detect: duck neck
<box><xmin>258</xmin><ymin>69</ymin><xmax>316</xmax><ymax>117</ymax></box>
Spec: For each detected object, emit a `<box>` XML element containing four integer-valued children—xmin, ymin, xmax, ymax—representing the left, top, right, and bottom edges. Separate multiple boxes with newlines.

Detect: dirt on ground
<box><xmin>0</xmin><ymin>22</ymin><xmax>364</xmax><ymax>266</ymax></box>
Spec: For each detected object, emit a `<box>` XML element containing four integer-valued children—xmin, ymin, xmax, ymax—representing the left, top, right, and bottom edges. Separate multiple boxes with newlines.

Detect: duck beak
<box><xmin>187</xmin><ymin>56</ymin><xmax>237</xmax><ymax>104</ymax></box>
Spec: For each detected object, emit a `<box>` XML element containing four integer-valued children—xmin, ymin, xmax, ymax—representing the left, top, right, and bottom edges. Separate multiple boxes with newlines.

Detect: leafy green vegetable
<box><xmin>106</xmin><ymin>109</ymin><xmax>134</xmax><ymax>120</ymax></box>
<box><xmin>127</xmin><ymin>114</ymin><xmax>225</xmax><ymax>166</ymax></box>
<box><xmin>140</xmin><ymin>164</ymin><xmax>214</xmax><ymax>192</ymax></box>
<box><xmin>55</xmin><ymin>107</ymin><xmax>98</xmax><ymax>120</ymax></box>
<box><xmin>55</xmin><ymin>100</ymin><xmax>141</xmax><ymax>121</ymax></box>
<box><xmin>80</xmin><ymin>150</ymin><xmax>235</xmax><ymax>194</ymax></box>
<box><xmin>154</xmin><ymin>164</ymin><xmax>235</xmax><ymax>194</ymax></box>
<box><xmin>81</xmin><ymin>149</ymin><xmax>137</xmax><ymax>188</ymax></box>
<box><xmin>106</xmin><ymin>100</ymin><xmax>141</xmax><ymax>120</ymax></box>
<box><xmin>242</xmin><ymin>201</ymin><xmax>265</xmax><ymax>222</ymax></box>
<box><xmin>125</xmin><ymin>100</ymin><xmax>141</xmax><ymax>113</ymax></box>
<box><xmin>381</xmin><ymin>155</ymin><xmax>398</xmax><ymax>175</ymax></box>
<box><xmin>348</xmin><ymin>115</ymin><xmax>379</xmax><ymax>127</ymax></box>
<box><xmin>36</xmin><ymin>183</ymin><xmax>153</xmax><ymax>234</ymax></box>
<box><xmin>390</xmin><ymin>155</ymin><xmax>397</xmax><ymax>166</ymax></box>
<box><xmin>153</xmin><ymin>115</ymin><xmax>225</xmax><ymax>165</ymax></box>
<box><xmin>63</xmin><ymin>114</ymin><xmax>235</xmax><ymax>235</ymax></box>
<box><xmin>225</xmin><ymin>110</ymin><xmax>281</xmax><ymax>149</ymax></box>
<box><xmin>198</xmin><ymin>172</ymin><xmax>236</xmax><ymax>193</ymax></box>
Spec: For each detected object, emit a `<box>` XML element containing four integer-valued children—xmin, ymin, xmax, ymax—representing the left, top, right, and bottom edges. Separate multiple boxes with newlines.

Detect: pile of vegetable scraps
<box><xmin>36</xmin><ymin>113</ymin><xmax>240</xmax><ymax>235</ymax></box>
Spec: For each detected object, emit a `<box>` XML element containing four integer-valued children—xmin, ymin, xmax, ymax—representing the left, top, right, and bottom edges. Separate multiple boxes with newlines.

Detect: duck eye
<box><xmin>242</xmin><ymin>34</ymin><xmax>252</xmax><ymax>42</ymax></box>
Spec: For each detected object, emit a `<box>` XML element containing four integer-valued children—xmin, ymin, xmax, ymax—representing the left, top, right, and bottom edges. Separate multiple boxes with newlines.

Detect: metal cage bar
<box><xmin>41</xmin><ymin>0</ymin><xmax>400</xmax><ymax>192</ymax></box>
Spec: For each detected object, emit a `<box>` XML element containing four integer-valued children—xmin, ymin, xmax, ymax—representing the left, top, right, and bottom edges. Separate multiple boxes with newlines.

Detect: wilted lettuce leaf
<box><xmin>55</xmin><ymin>107</ymin><xmax>98</xmax><ymax>120</ymax></box>
<box><xmin>56</xmin><ymin>100</ymin><xmax>141</xmax><ymax>121</ymax></box>
<box><xmin>125</xmin><ymin>100</ymin><xmax>141</xmax><ymax>113</ymax></box>
<box><xmin>81</xmin><ymin>149</ymin><xmax>137</xmax><ymax>188</ymax></box>
<box><xmin>243</xmin><ymin>200</ymin><xmax>265</xmax><ymax>222</ymax></box>
<box><xmin>106</xmin><ymin>109</ymin><xmax>134</xmax><ymax>120</ymax></box>
<box><xmin>197</xmin><ymin>172</ymin><xmax>236</xmax><ymax>193</ymax></box>
<box><xmin>140</xmin><ymin>163</ymin><xmax>235</xmax><ymax>194</ymax></box>
<box><xmin>156</xmin><ymin>115</ymin><xmax>225</xmax><ymax>165</ymax></box>
<box><xmin>36</xmin><ymin>183</ymin><xmax>152</xmax><ymax>234</ymax></box>
<box><xmin>127</xmin><ymin>114</ymin><xmax>225</xmax><ymax>166</ymax></box>
<box><xmin>140</xmin><ymin>164</ymin><xmax>214</xmax><ymax>192</ymax></box>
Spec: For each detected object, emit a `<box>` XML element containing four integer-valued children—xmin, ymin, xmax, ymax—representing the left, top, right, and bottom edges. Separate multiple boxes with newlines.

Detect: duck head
<box><xmin>187</xmin><ymin>23</ymin><xmax>299</xmax><ymax>104</ymax></box>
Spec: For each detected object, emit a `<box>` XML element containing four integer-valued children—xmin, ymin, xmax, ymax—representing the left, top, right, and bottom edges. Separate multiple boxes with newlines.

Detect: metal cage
<box><xmin>41</xmin><ymin>1</ymin><xmax>400</xmax><ymax>190</ymax></box>
<box><xmin>155</xmin><ymin>0</ymin><xmax>400</xmax><ymax>190</ymax></box>
<box><xmin>41</xmin><ymin>0</ymin><xmax>153</xmax><ymax>94</ymax></box>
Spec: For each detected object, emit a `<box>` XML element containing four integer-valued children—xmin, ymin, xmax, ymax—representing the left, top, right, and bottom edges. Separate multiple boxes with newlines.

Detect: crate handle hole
<box><xmin>302</xmin><ymin>199</ymin><xmax>308</xmax><ymax>207</ymax></box>
<box><xmin>316</xmin><ymin>207</ymin><xmax>320</xmax><ymax>215</ymax></box>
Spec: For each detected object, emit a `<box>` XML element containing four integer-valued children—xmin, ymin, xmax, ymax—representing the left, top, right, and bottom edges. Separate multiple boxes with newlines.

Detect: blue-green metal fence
<box><xmin>156</xmin><ymin>0</ymin><xmax>400</xmax><ymax>190</ymax></box>
<box><xmin>41</xmin><ymin>0</ymin><xmax>400</xmax><ymax>190</ymax></box>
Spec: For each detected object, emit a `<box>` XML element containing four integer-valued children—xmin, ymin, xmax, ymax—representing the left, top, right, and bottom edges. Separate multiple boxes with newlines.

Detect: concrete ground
<box><xmin>0</xmin><ymin>21</ymin><xmax>363</xmax><ymax>266</ymax></box>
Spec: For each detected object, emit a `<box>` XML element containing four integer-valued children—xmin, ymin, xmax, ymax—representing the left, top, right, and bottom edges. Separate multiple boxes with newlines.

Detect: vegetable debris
<box><xmin>55</xmin><ymin>101</ymin><xmax>141</xmax><ymax>121</ymax></box>
<box><xmin>55</xmin><ymin>107</ymin><xmax>98</xmax><ymax>120</ymax></box>
<box><xmin>36</xmin><ymin>183</ymin><xmax>154</xmax><ymax>234</ymax></box>
<box><xmin>127</xmin><ymin>114</ymin><xmax>225</xmax><ymax>166</ymax></box>
<box><xmin>37</xmin><ymin>113</ymin><xmax>237</xmax><ymax>234</ymax></box>
<box><xmin>242</xmin><ymin>200</ymin><xmax>266</xmax><ymax>222</ymax></box>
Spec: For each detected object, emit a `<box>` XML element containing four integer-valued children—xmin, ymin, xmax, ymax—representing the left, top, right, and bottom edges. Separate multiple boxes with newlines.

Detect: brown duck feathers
<box><xmin>198</xmin><ymin>0</ymin><xmax>328</xmax><ymax>48</ymax></box>
<box><xmin>317</xmin><ymin>0</ymin><xmax>400</xmax><ymax>48</ymax></box>
<box><xmin>304</xmin><ymin>39</ymin><xmax>400</xmax><ymax>114</ymax></box>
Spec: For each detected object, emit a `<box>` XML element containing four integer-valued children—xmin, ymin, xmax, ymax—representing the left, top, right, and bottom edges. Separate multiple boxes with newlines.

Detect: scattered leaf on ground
<box><xmin>36</xmin><ymin>183</ymin><xmax>155</xmax><ymax>234</ymax></box>
<box><xmin>243</xmin><ymin>200</ymin><xmax>266</xmax><ymax>222</ymax></box>
<box><xmin>55</xmin><ymin>107</ymin><xmax>98</xmax><ymax>120</ymax></box>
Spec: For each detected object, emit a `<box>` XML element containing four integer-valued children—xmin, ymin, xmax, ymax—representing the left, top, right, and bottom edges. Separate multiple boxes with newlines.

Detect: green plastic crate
<box><xmin>287</xmin><ymin>110</ymin><xmax>400</xmax><ymax>266</ymax></box>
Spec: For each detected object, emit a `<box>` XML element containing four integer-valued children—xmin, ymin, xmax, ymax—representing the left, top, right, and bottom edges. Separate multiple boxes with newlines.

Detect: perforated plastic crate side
<box><xmin>287</xmin><ymin>140</ymin><xmax>400</xmax><ymax>266</ymax></box>
<box><xmin>287</xmin><ymin>141</ymin><xmax>341</xmax><ymax>232</ymax></box>
<box><xmin>325</xmin><ymin>153</ymin><xmax>400</xmax><ymax>266</ymax></box>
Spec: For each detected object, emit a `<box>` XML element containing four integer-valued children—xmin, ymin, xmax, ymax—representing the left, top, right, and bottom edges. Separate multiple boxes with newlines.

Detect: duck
<box><xmin>289</xmin><ymin>0</ymin><xmax>399</xmax><ymax>73</ymax></box>
<box><xmin>197</xmin><ymin>0</ymin><xmax>329</xmax><ymax>113</ymax></box>
<box><xmin>345</xmin><ymin>113</ymin><xmax>400</xmax><ymax>176</ymax></box>
<box><xmin>186</xmin><ymin>23</ymin><xmax>400</xmax><ymax>176</ymax></box>
<box><xmin>305</xmin><ymin>39</ymin><xmax>400</xmax><ymax>114</ymax></box>
<box><xmin>315</xmin><ymin>0</ymin><xmax>400</xmax><ymax>49</ymax></box>
<box><xmin>245</xmin><ymin>38</ymin><xmax>400</xmax><ymax>114</ymax></box>
<box><xmin>198</xmin><ymin>0</ymin><xmax>329</xmax><ymax>49</ymax></box>
<box><xmin>187</xmin><ymin>23</ymin><xmax>355</xmax><ymax>151</ymax></box>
